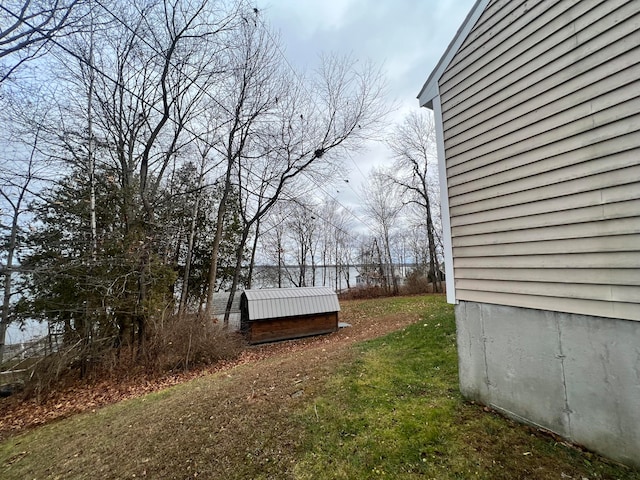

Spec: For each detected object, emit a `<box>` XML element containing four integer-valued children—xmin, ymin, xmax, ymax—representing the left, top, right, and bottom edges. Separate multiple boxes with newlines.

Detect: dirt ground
<box><xmin>0</xmin><ymin>301</ymin><xmax>421</xmax><ymax>442</ymax></box>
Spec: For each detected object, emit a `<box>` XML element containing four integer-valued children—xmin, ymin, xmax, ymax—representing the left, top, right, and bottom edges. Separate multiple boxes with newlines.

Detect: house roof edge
<box><xmin>417</xmin><ymin>0</ymin><xmax>490</xmax><ymax>108</ymax></box>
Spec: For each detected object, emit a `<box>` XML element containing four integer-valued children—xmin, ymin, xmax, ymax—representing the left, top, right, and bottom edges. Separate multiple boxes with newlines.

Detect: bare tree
<box><xmin>203</xmin><ymin>8</ymin><xmax>280</xmax><ymax>316</ymax></box>
<box><xmin>386</xmin><ymin>110</ymin><xmax>442</xmax><ymax>292</ymax></box>
<box><xmin>177</xmin><ymin>149</ymin><xmax>208</xmax><ymax>316</ymax></box>
<box><xmin>0</xmin><ymin>145</ymin><xmax>39</xmax><ymax>361</ymax></box>
<box><xmin>284</xmin><ymin>199</ymin><xmax>318</xmax><ymax>287</ymax></box>
<box><xmin>258</xmin><ymin>202</ymin><xmax>291</xmax><ymax>289</ymax></box>
<box><xmin>335</xmin><ymin>214</ymin><xmax>354</xmax><ymax>290</ymax></box>
<box><xmin>47</xmin><ymin>0</ymin><xmax>241</xmax><ymax>352</ymax></box>
<box><xmin>362</xmin><ymin>167</ymin><xmax>404</xmax><ymax>294</ymax></box>
<box><xmin>315</xmin><ymin>198</ymin><xmax>353</xmax><ymax>289</ymax></box>
<box><xmin>0</xmin><ymin>87</ymin><xmax>53</xmax><ymax>360</ymax></box>
<box><xmin>219</xmin><ymin>51</ymin><xmax>388</xmax><ymax>323</ymax></box>
<box><xmin>202</xmin><ymin>8</ymin><xmax>388</xmax><ymax>319</ymax></box>
<box><xmin>0</xmin><ymin>0</ymin><xmax>82</xmax><ymax>83</ymax></box>
<box><xmin>0</xmin><ymin>0</ymin><xmax>388</xmax><ymax>370</ymax></box>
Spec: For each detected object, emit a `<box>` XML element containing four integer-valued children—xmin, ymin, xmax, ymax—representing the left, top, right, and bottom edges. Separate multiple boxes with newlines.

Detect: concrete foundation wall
<box><xmin>455</xmin><ymin>301</ymin><xmax>640</xmax><ymax>468</ymax></box>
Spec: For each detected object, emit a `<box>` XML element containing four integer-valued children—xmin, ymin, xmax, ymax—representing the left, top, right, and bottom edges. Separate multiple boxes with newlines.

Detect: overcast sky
<box><xmin>258</xmin><ymin>0</ymin><xmax>476</xmax><ymax>207</ymax></box>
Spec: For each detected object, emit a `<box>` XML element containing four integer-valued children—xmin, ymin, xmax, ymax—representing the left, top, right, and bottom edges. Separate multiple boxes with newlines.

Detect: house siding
<box><xmin>437</xmin><ymin>0</ymin><xmax>640</xmax><ymax>321</ymax></box>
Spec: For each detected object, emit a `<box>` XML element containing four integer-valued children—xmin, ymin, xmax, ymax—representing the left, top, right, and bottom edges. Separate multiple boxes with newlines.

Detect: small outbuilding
<box><xmin>240</xmin><ymin>287</ymin><xmax>340</xmax><ymax>344</ymax></box>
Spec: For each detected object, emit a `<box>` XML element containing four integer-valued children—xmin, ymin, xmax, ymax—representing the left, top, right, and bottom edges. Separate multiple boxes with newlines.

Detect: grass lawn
<box><xmin>1</xmin><ymin>295</ymin><xmax>638</xmax><ymax>479</ymax></box>
<box><xmin>294</xmin><ymin>298</ymin><xmax>639</xmax><ymax>479</ymax></box>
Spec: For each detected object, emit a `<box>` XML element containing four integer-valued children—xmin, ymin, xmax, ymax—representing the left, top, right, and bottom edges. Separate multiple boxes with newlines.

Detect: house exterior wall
<box><xmin>456</xmin><ymin>301</ymin><xmax>640</xmax><ymax>467</ymax></box>
<box><xmin>419</xmin><ymin>0</ymin><xmax>640</xmax><ymax>467</ymax></box>
<box><xmin>437</xmin><ymin>0</ymin><xmax>640</xmax><ymax>319</ymax></box>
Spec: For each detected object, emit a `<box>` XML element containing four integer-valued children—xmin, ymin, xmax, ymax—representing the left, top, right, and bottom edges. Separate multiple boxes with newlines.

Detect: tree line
<box><xmin>0</xmin><ymin>0</ymin><xmax>441</xmax><ymax>374</ymax></box>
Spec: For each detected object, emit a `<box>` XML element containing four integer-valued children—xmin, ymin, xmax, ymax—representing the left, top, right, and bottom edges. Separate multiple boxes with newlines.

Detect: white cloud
<box><xmin>263</xmin><ymin>0</ymin><xmax>359</xmax><ymax>37</ymax></box>
<box><xmin>258</xmin><ymin>0</ymin><xmax>477</xmax><ymax>210</ymax></box>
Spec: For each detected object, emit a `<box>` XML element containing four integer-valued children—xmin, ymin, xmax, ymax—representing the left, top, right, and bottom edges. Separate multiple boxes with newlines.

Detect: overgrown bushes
<box><xmin>19</xmin><ymin>315</ymin><xmax>245</xmax><ymax>400</ymax></box>
<box><xmin>338</xmin><ymin>286</ymin><xmax>390</xmax><ymax>300</ymax></box>
<box><xmin>402</xmin><ymin>270</ymin><xmax>437</xmax><ymax>295</ymax></box>
<box><xmin>339</xmin><ymin>273</ymin><xmax>443</xmax><ymax>300</ymax></box>
<box><xmin>145</xmin><ymin>315</ymin><xmax>245</xmax><ymax>372</ymax></box>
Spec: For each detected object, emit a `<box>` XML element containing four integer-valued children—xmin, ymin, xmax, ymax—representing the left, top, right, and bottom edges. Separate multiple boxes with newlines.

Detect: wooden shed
<box><xmin>240</xmin><ymin>287</ymin><xmax>340</xmax><ymax>344</ymax></box>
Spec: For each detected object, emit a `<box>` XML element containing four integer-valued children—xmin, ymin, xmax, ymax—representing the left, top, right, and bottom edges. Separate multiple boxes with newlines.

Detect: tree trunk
<box><xmin>344</xmin><ymin>260</ymin><xmax>351</xmax><ymax>289</ymax></box>
<box><xmin>179</xmin><ymin>165</ymin><xmax>205</xmax><ymax>316</ymax></box>
<box><xmin>0</xmin><ymin>261</ymin><xmax>14</xmax><ymax>362</ymax></box>
<box><xmin>246</xmin><ymin>218</ymin><xmax>261</xmax><ymax>289</ymax></box>
<box><xmin>335</xmin><ymin>242</ymin><xmax>339</xmax><ymax>291</ymax></box>
<box><xmin>382</xmin><ymin>225</ymin><xmax>398</xmax><ymax>294</ymax></box>
<box><xmin>0</xmin><ymin>213</ymin><xmax>19</xmax><ymax>362</ymax></box>
<box><xmin>87</xmin><ymin>11</ymin><xmax>97</xmax><ymax>261</ymax></box>
<box><xmin>277</xmin><ymin>238</ymin><xmax>283</xmax><ymax>289</ymax></box>
<box><xmin>223</xmin><ymin>225</ymin><xmax>251</xmax><ymax>326</ymax></box>
<box><xmin>0</xmin><ymin>143</ymin><xmax>33</xmax><ymax>362</ymax></box>
<box><xmin>424</xmin><ymin>196</ymin><xmax>441</xmax><ymax>293</ymax></box>
<box><xmin>136</xmin><ymin>250</ymin><xmax>149</xmax><ymax>356</ymax></box>
<box><xmin>374</xmin><ymin>238</ymin><xmax>387</xmax><ymax>291</ymax></box>
<box><xmin>204</xmin><ymin>163</ymin><xmax>233</xmax><ymax>316</ymax></box>
<box><xmin>322</xmin><ymin>250</ymin><xmax>327</xmax><ymax>286</ymax></box>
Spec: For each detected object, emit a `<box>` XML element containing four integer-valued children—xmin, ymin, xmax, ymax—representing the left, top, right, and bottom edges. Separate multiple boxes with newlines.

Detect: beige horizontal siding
<box><xmin>441</xmin><ymin>0</ymin><xmax>606</xmax><ymax>109</ymax></box>
<box><xmin>446</xmin><ymin>58</ymin><xmax>640</xmax><ymax>154</ymax></box>
<box><xmin>449</xmin><ymin>155</ymin><xmax>640</xmax><ymax>208</ymax></box>
<box><xmin>440</xmin><ymin>0</ymin><xmax>640</xmax><ymax>320</ymax></box>
<box><xmin>454</xmin><ymin>235</ymin><xmax>640</xmax><ymax>257</ymax></box>
<box><xmin>447</xmin><ymin>0</ymin><xmax>527</xmax><ymax>70</ymax></box>
<box><xmin>447</xmin><ymin>91</ymin><xmax>640</xmax><ymax>169</ymax></box>
<box><xmin>443</xmin><ymin>0</ymin><xmax>560</xmax><ymax>94</ymax></box>
<box><xmin>454</xmin><ymin>252</ymin><xmax>640</xmax><ymax>269</ymax></box>
<box><xmin>456</xmin><ymin>280</ymin><xmax>639</xmax><ymax>303</ymax></box>
<box><xmin>441</xmin><ymin>0</ymin><xmax>640</xmax><ymax>126</ymax></box>
<box><xmin>447</xmin><ymin>113</ymin><xmax>640</xmax><ymax>178</ymax></box>
<box><xmin>452</xmin><ymin>217</ymin><xmax>640</xmax><ymax>247</ymax></box>
<box><xmin>452</xmin><ymin>199</ymin><xmax>640</xmax><ymax>237</ymax></box>
<box><xmin>445</xmin><ymin>29</ymin><xmax>640</xmax><ymax>139</ymax></box>
<box><xmin>448</xmin><ymin>130</ymin><xmax>640</xmax><ymax>192</ymax></box>
<box><xmin>451</xmin><ymin>183</ymin><xmax>640</xmax><ymax>226</ymax></box>
<box><xmin>455</xmin><ymin>268</ymin><xmax>640</xmax><ymax>286</ymax></box>
<box><xmin>446</xmin><ymin>47</ymin><xmax>640</xmax><ymax>147</ymax></box>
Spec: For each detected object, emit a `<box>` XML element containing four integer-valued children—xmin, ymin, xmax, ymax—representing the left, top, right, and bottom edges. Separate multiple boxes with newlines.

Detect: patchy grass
<box><xmin>341</xmin><ymin>294</ymin><xmax>446</xmax><ymax>320</ymax></box>
<box><xmin>294</xmin><ymin>299</ymin><xmax>639</xmax><ymax>480</ymax></box>
<box><xmin>1</xmin><ymin>295</ymin><xmax>638</xmax><ymax>479</ymax></box>
<box><xmin>1</xmin><ymin>358</ymin><xmax>309</xmax><ymax>479</ymax></box>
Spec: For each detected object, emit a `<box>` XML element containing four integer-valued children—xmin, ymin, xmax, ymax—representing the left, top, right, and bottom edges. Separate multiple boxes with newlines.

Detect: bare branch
<box><xmin>0</xmin><ymin>0</ymin><xmax>82</xmax><ymax>82</ymax></box>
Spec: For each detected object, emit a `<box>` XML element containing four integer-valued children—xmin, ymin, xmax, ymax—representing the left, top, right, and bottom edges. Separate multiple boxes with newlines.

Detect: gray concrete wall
<box><xmin>455</xmin><ymin>301</ymin><xmax>640</xmax><ymax>468</ymax></box>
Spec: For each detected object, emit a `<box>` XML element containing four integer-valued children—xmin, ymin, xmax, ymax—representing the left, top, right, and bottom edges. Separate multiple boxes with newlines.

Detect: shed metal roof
<box><xmin>243</xmin><ymin>287</ymin><xmax>340</xmax><ymax>321</ymax></box>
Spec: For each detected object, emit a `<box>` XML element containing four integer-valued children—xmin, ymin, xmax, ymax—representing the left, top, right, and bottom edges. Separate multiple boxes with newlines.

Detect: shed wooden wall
<box><xmin>438</xmin><ymin>0</ymin><xmax>640</xmax><ymax>320</ymax></box>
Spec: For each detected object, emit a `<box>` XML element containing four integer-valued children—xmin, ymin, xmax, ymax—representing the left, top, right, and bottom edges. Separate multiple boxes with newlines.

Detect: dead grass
<box><xmin>1</xmin><ymin>295</ymin><xmax>638</xmax><ymax>479</ymax></box>
<box><xmin>0</xmin><ymin>297</ymin><xmax>422</xmax><ymax>479</ymax></box>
